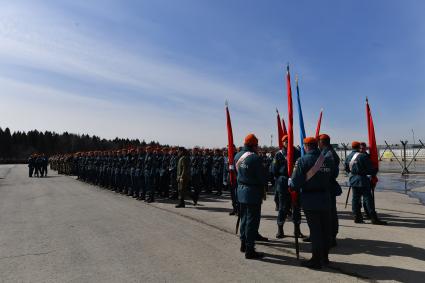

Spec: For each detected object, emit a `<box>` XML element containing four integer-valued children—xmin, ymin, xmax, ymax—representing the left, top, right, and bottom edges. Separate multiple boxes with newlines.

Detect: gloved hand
<box><xmin>287</xmin><ymin>178</ymin><xmax>292</xmax><ymax>187</ymax></box>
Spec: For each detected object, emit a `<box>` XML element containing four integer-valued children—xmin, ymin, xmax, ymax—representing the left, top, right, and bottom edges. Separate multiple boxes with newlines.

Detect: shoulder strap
<box><xmin>306</xmin><ymin>153</ymin><xmax>325</xmax><ymax>182</ymax></box>
<box><xmin>236</xmin><ymin>152</ymin><xmax>254</xmax><ymax>172</ymax></box>
<box><xmin>349</xmin><ymin>152</ymin><xmax>360</xmax><ymax>171</ymax></box>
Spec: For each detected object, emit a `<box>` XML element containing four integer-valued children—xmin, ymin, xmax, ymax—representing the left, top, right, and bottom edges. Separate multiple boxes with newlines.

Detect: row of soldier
<box><xmin>50</xmin><ymin>146</ymin><xmax>272</xmax><ymax>207</ymax></box>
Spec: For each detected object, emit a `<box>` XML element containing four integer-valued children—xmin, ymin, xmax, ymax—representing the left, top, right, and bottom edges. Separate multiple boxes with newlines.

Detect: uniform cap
<box><xmin>244</xmin><ymin>133</ymin><xmax>258</xmax><ymax>146</ymax></box>
<box><xmin>303</xmin><ymin>137</ymin><xmax>317</xmax><ymax>145</ymax></box>
<box><xmin>319</xmin><ymin>134</ymin><xmax>330</xmax><ymax>141</ymax></box>
<box><xmin>352</xmin><ymin>141</ymin><xmax>361</xmax><ymax>148</ymax></box>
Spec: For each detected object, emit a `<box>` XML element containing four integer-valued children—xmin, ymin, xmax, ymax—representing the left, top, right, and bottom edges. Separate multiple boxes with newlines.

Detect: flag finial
<box><xmin>276</xmin><ymin>108</ymin><xmax>279</xmax><ymax>114</ymax></box>
<box><xmin>286</xmin><ymin>63</ymin><xmax>290</xmax><ymax>72</ymax></box>
<box><xmin>320</xmin><ymin>107</ymin><xmax>324</xmax><ymax>112</ymax></box>
<box><xmin>225</xmin><ymin>100</ymin><xmax>228</xmax><ymax>107</ymax></box>
<box><xmin>366</xmin><ymin>97</ymin><xmax>369</xmax><ymax>103</ymax></box>
<box><xmin>295</xmin><ymin>74</ymin><xmax>299</xmax><ymax>84</ymax></box>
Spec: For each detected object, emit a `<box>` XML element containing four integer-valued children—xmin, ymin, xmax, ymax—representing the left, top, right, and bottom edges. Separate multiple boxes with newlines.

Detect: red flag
<box><xmin>366</xmin><ymin>98</ymin><xmax>379</xmax><ymax>186</ymax></box>
<box><xmin>225</xmin><ymin>101</ymin><xmax>237</xmax><ymax>188</ymax></box>
<box><xmin>286</xmin><ymin>65</ymin><xmax>294</xmax><ymax>176</ymax></box>
<box><xmin>282</xmin><ymin>118</ymin><xmax>287</xmax><ymax>136</ymax></box>
<box><xmin>276</xmin><ymin>109</ymin><xmax>284</xmax><ymax>149</ymax></box>
<box><xmin>315</xmin><ymin>108</ymin><xmax>323</xmax><ymax>139</ymax></box>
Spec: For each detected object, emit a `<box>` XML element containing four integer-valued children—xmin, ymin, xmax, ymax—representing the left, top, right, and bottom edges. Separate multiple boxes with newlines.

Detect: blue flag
<box><xmin>296</xmin><ymin>78</ymin><xmax>306</xmax><ymax>156</ymax></box>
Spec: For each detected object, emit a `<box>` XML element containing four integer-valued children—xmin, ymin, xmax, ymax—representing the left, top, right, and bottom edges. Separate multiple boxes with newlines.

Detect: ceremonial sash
<box><xmin>349</xmin><ymin>152</ymin><xmax>360</xmax><ymax>171</ymax></box>
<box><xmin>306</xmin><ymin>153</ymin><xmax>325</xmax><ymax>182</ymax></box>
<box><xmin>236</xmin><ymin>152</ymin><xmax>254</xmax><ymax>172</ymax></box>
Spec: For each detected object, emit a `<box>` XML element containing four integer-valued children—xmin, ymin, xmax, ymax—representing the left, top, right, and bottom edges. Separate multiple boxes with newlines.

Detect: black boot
<box><xmin>276</xmin><ymin>225</ymin><xmax>284</xmax><ymax>239</ymax></box>
<box><xmin>354</xmin><ymin>213</ymin><xmax>364</xmax><ymax>223</ymax></box>
<box><xmin>175</xmin><ymin>199</ymin><xmax>185</xmax><ymax>208</ymax></box>
<box><xmin>245</xmin><ymin>247</ymin><xmax>264</xmax><ymax>260</ymax></box>
<box><xmin>240</xmin><ymin>241</ymin><xmax>246</xmax><ymax>253</ymax></box>
<box><xmin>147</xmin><ymin>193</ymin><xmax>155</xmax><ymax>203</ymax></box>
<box><xmin>371</xmin><ymin>212</ymin><xmax>387</xmax><ymax>225</ymax></box>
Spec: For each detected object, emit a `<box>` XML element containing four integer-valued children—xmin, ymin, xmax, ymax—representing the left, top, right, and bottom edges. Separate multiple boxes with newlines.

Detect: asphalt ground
<box><xmin>1</xmin><ymin>164</ymin><xmax>424</xmax><ymax>282</ymax></box>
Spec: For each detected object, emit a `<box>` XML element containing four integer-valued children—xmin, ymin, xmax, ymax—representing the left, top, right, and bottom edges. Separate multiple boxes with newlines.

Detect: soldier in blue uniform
<box><xmin>202</xmin><ymin>149</ymin><xmax>213</xmax><ymax>193</ymax></box>
<box><xmin>290</xmin><ymin>137</ymin><xmax>333</xmax><ymax>269</ymax></box>
<box><xmin>28</xmin><ymin>154</ymin><xmax>36</xmax><ymax>177</ymax></box>
<box><xmin>318</xmin><ymin>134</ymin><xmax>342</xmax><ymax>247</ymax></box>
<box><xmin>272</xmin><ymin>135</ymin><xmax>302</xmax><ymax>239</ymax></box>
<box><xmin>212</xmin><ymin>149</ymin><xmax>224</xmax><ymax>195</ymax></box>
<box><xmin>144</xmin><ymin>146</ymin><xmax>158</xmax><ymax>203</ymax></box>
<box><xmin>168</xmin><ymin>148</ymin><xmax>178</xmax><ymax>200</ymax></box>
<box><xmin>272</xmin><ymin>135</ymin><xmax>290</xmax><ymax>238</ymax></box>
<box><xmin>345</xmin><ymin>141</ymin><xmax>387</xmax><ymax>225</ymax></box>
<box><xmin>159</xmin><ymin>148</ymin><xmax>170</xmax><ymax>198</ymax></box>
<box><xmin>41</xmin><ymin>154</ymin><xmax>49</xmax><ymax>177</ymax></box>
<box><xmin>235</xmin><ymin>133</ymin><xmax>265</xmax><ymax>259</ymax></box>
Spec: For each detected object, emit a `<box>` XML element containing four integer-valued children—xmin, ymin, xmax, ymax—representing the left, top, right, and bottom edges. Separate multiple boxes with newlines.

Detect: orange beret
<box><xmin>319</xmin><ymin>134</ymin><xmax>330</xmax><ymax>141</ymax></box>
<box><xmin>303</xmin><ymin>137</ymin><xmax>317</xmax><ymax>145</ymax></box>
<box><xmin>244</xmin><ymin>133</ymin><xmax>258</xmax><ymax>146</ymax></box>
<box><xmin>352</xmin><ymin>141</ymin><xmax>361</xmax><ymax>148</ymax></box>
<box><xmin>282</xmin><ymin>135</ymin><xmax>288</xmax><ymax>142</ymax></box>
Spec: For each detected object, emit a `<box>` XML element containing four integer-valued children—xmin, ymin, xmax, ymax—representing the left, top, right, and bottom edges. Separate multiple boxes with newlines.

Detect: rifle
<box><xmin>345</xmin><ymin>186</ymin><xmax>351</xmax><ymax>208</ymax></box>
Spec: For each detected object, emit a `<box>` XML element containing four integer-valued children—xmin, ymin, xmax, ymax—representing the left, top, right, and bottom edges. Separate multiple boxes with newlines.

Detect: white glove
<box><xmin>288</xmin><ymin>178</ymin><xmax>292</xmax><ymax>186</ymax></box>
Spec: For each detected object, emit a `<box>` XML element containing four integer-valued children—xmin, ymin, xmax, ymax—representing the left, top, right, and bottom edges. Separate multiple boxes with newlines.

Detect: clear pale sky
<box><xmin>1</xmin><ymin>0</ymin><xmax>424</xmax><ymax>147</ymax></box>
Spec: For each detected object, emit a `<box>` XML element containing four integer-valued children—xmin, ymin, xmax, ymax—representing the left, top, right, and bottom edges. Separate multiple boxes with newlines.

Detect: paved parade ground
<box><xmin>0</xmin><ymin>165</ymin><xmax>424</xmax><ymax>282</ymax></box>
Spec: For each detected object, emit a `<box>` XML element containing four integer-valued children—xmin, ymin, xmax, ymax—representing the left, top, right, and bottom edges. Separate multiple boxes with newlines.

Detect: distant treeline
<box><xmin>0</xmin><ymin>127</ymin><xmax>161</xmax><ymax>162</ymax></box>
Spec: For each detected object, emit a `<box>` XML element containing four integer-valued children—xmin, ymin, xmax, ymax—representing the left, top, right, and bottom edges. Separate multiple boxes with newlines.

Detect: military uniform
<box><xmin>176</xmin><ymin>150</ymin><xmax>191</xmax><ymax>207</ymax></box>
<box><xmin>190</xmin><ymin>149</ymin><xmax>202</xmax><ymax>204</ymax></box>
<box><xmin>345</xmin><ymin>145</ymin><xmax>385</xmax><ymax>224</ymax></box>
<box><xmin>235</xmin><ymin>138</ymin><xmax>265</xmax><ymax>259</ymax></box>
<box><xmin>144</xmin><ymin>149</ymin><xmax>158</xmax><ymax>203</ymax></box>
<box><xmin>212</xmin><ymin>150</ymin><xmax>224</xmax><ymax>195</ymax></box>
<box><xmin>321</xmin><ymin>145</ymin><xmax>342</xmax><ymax>245</ymax></box>
<box><xmin>290</xmin><ymin>141</ymin><xmax>333</xmax><ymax>269</ymax></box>
<box><xmin>28</xmin><ymin>156</ymin><xmax>35</xmax><ymax>177</ymax></box>
<box><xmin>168</xmin><ymin>150</ymin><xmax>178</xmax><ymax>199</ymax></box>
<box><xmin>271</xmin><ymin>148</ymin><xmax>292</xmax><ymax>238</ymax></box>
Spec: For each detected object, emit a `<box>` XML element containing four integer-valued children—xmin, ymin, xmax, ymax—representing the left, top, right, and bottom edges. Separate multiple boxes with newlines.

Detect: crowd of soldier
<box><xmin>49</xmin><ymin>146</ymin><xmax>275</xmax><ymax>207</ymax></box>
<box><xmin>27</xmin><ymin>153</ymin><xmax>49</xmax><ymax>178</ymax></box>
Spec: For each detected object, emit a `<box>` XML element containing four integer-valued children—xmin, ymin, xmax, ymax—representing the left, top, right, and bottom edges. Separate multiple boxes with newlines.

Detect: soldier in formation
<box><xmin>50</xmin><ymin>145</ymin><xmax>236</xmax><ymax>207</ymax></box>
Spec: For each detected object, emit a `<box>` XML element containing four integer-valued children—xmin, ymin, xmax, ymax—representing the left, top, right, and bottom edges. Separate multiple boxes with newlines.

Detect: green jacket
<box><xmin>177</xmin><ymin>155</ymin><xmax>190</xmax><ymax>183</ymax></box>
